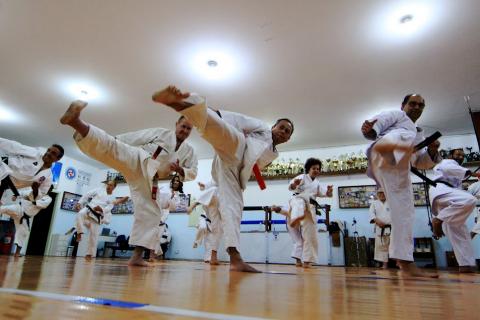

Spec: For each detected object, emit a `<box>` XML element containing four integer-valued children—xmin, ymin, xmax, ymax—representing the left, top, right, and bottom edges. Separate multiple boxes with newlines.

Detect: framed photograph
<box><xmin>412</xmin><ymin>182</ymin><xmax>427</xmax><ymax>207</ymax></box>
<box><xmin>338</xmin><ymin>185</ymin><xmax>377</xmax><ymax>209</ymax></box>
<box><xmin>111</xmin><ymin>197</ymin><xmax>134</xmax><ymax>214</ymax></box>
<box><xmin>172</xmin><ymin>193</ymin><xmax>191</xmax><ymax>213</ymax></box>
<box><xmin>60</xmin><ymin>191</ymin><xmax>82</xmax><ymax>212</ymax></box>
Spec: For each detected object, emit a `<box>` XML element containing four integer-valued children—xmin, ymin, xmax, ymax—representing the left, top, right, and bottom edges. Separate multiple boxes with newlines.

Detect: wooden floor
<box><xmin>0</xmin><ymin>256</ymin><xmax>478</xmax><ymax>319</ymax></box>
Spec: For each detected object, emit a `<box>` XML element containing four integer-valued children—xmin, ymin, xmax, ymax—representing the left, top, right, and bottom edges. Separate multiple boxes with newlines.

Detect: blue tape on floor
<box><xmin>74</xmin><ymin>296</ymin><xmax>148</xmax><ymax>308</ymax></box>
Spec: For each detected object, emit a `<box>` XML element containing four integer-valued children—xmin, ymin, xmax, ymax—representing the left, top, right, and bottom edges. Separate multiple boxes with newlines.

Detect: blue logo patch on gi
<box><xmin>65</xmin><ymin>167</ymin><xmax>77</xmax><ymax>180</ymax></box>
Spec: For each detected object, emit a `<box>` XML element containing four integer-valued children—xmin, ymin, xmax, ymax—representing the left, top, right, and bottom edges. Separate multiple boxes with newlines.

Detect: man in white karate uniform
<box><xmin>361</xmin><ymin>94</ymin><xmax>441</xmax><ymax>277</ymax></box>
<box><xmin>74</xmin><ymin>180</ymin><xmax>128</xmax><ymax>260</ymax></box>
<box><xmin>369</xmin><ymin>188</ymin><xmax>391</xmax><ymax>269</ymax></box>
<box><xmin>152</xmin><ymin>86</ymin><xmax>294</xmax><ymax>272</ymax></box>
<box><xmin>429</xmin><ymin>148</ymin><xmax>479</xmax><ymax>273</ymax></box>
<box><xmin>59</xmin><ymin>99</ymin><xmax>197</xmax><ymax>266</ymax></box>
<box><xmin>467</xmin><ymin>179</ymin><xmax>480</xmax><ymax>238</ymax></box>
<box><xmin>0</xmin><ymin>187</ymin><xmax>52</xmax><ymax>257</ymax></box>
<box><xmin>188</xmin><ymin>181</ymin><xmax>222</xmax><ymax>265</ymax></box>
<box><xmin>0</xmin><ymin>138</ymin><xmax>63</xmax><ymax>202</ymax></box>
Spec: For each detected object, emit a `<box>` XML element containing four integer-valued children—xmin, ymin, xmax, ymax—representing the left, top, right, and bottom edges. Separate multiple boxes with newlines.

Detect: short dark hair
<box><xmin>273</xmin><ymin>118</ymin><xmax>294</xmax><ymax>134</ymax></box>
<box><xmin>177</xmin><ymin>115</ymin><xmax>186</xmax><ymax>123</ymax></box>
<box><xmin>449</xmin><ymin>148</ymin><xmax>464</xmax><ymax>156</ymax></box>
<box><xmin>402</xmin><ymin>94</ymin><xmax>424</xmax><ymax>108</ymax></box>
<box><xmin>52</xmin><ymin>144</ymin><xmax>64</xmax><ymax>159</ymax></box>
<box><xmin>304</xmin><ymin>157</ymin><xmax>322</xmax><ymax>173</ymax></box>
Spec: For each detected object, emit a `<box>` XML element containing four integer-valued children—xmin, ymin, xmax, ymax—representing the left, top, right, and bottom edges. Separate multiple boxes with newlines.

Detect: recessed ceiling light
<box><xmin>399</xmin><ymin>14</ymin><xmax>413</xmax><ymax>24</ymax></box>
<box><xmin>59</xmin><ymin>81</ymin><xmax>103</xmax><ymax>102</ymax></box>
<box><xmin>207</xmin><ymin>60</ymin><xmax>218</xmax><ymax>67</ymax></box>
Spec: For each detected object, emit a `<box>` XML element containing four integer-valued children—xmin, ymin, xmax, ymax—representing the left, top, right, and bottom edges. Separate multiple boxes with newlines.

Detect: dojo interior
<box><xmin>1</xmin><ymin>1</ymin><xmax>480</xmax><ymax>319</ymax></box>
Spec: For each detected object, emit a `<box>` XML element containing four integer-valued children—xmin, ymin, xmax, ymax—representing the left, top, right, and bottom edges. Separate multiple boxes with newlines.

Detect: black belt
<box><xmin>19</xmin><ymin>212</ymin><xmax>31</xmax><ymax>230</ymax></box>
<box><xmin>201</xmin><ymin>214</ymin><xmax>211</xmax><ymax>223</ymax></box>
<box><xmin>159</xmin><ymin>222</ymin><xmax>166</xmax><ymax>226</ymax></box>
<box><xmin>86</xmin><ymin>205</ymin><xmax>102</xmax><ymax>224</ymax></box>
<box><xmin>380</xmin><ymin>224</ymin><xmax>391</xmax><ymax>237</ymax></box>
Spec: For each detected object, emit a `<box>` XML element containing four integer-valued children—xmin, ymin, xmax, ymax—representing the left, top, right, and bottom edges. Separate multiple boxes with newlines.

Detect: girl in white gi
<box><xmin>361</xmin><ymin>94</ymin><xmax>441</xmax><ymax>277</ymax></box>
<box><xmin>368</xmin><ymin>189</ymin><xmax>391</xmax><ymax>269</ymax></box>
<box><xmin>60</xmin><ymin>100</ymin><xmax>198</xmax><ymax>266</ymax></box>
<box><xmin>150</xmin><ymin>176</ymin><xmax>181</xmax><ymax>261</ymax></box>
<box><xmin>273</xmin><ymin>158</ymin><xmax>332</xmax><ymax>268</ymax></box>
<box><xmin>429</xmin><ymin>148</ymin><xmax>479</xmax><ymax>273</ymax></box>
<box><xmin>74</xmin><ymin>180</ymin><xmax>128</xmax><ymax>260</ymax></box>
<box><xmin>188</xmin><ymin>181</ymin><xmax>222</xmax><ymax>265</ymax></box>
<box><xmin>0</xmin><ymin>138</ymin><xmax>63</xmax><ymax>202</ymax></box>
<box><xmin>468</xmin><ymin>179</ymin><xmax>480</xmax><ymax>238</ymax></box>
<box><xmin>0</xmin><ymin>187</ymin><xmax>52</xmax><ymax>257</ymax></box>
<box><xmin>152</xmin><ymin>85</ymin><xmax>293</xmax><ymax>272</ymax></box>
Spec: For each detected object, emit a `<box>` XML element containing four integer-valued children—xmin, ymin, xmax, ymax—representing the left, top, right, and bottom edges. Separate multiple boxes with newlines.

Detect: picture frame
<box><xmin>60</xmin><ymin>191</ymin><xmax>82</xmax><ymax>212</ymax></box>
<box><xmin>171</xmin><ymin>193</ymin><xmax>191</xmax><ymax>213</ymax></box>
<box><xmin>111</xmin><ymin>197</ymin><xmax>134</xmax><ymax>215</ymax></box>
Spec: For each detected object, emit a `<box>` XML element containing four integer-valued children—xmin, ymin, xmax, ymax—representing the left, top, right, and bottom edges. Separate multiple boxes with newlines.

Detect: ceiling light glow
<box><xmin>0</xmin><ymin>104</ymin><xmax>22</xmax><ymax>123</ymax></box>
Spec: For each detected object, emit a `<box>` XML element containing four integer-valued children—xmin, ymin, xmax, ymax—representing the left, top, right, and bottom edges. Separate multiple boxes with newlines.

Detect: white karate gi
<box><xmin>366</xmin><ymin>110</ymin><xmax>440</xmax><ymax>261</ymax></box>
<box><xmin>467</xmin><ymin>181</ymin><xmax>480</xmax><ymax>235</ymax></box>
<box><xmin>73</xmin><ymin>125</ymin><xmax>197</xmax><ymax>250</ymax></box>
<box><xmin>430</xmin><ymin>159</ymin><xmax>476</xmax><ymax>266</ymax></box>
<box><xmin>369</xmin><ymin>200</ymin><xmax>392</xmax><ymax>263</ymax></box>
<box><xmin>287</xmin><ymin>174</ymin><xmax>328</xmax><ymax>264</ymax></box>
<box><xmin>153</xmin><ymin>185</ymin><xmax>176</xmax><ymax>255</ymax></box>
<box><xmin>0</xmin><ymin>138</ymin><xmax>53</xmax><ymax>199</ymax></box>
<box><xmin>194</xmin><ymin>182</ymin><xmax>222</xmax><ymax>261</ymax></box>
<box><xmin>75</xmin><ymin>187</ymin><xmax>115</xmax><ymax>257</ymax></box>
<box><xmin>180</xmin><ymin>101</ymin><xmax>277</xmax><ymax>250</ymax></box>
<box><xmin>0</xmin><ymin>188</ymin><xmax>52</xmax><ymax>249</ymax></box>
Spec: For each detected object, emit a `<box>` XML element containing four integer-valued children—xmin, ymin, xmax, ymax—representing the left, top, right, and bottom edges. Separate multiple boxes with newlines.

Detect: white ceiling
<box><xmin>1</xmin><ymin>0</ymin><xmax>479</xmax><ymax>168</ymax></box>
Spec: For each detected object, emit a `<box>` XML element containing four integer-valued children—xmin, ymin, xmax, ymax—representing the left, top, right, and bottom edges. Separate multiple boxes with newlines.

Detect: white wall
<box><xmin>45</xmin><ymin>133</ymin><xmax>480</xmax><ymax>267</ymax></box>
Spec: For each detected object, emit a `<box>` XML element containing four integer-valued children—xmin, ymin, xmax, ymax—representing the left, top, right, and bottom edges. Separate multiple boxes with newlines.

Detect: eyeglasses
<box><xmin>408</xmin><ymin>101</ymin><xmax>425</xmax><ymax>108</ymax></box>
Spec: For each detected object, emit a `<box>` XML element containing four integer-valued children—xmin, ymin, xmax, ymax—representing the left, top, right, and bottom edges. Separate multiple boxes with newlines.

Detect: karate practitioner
<box><xmin>369</xmin><ymin>189</ymin><xmax>391</xmax><ymax>269</ymax></box>
<box><xmin>188</xmin><ymin>181</ymin><xmax>222</xmax><ymax>265</ymax></box>
<box><xmin>59</xmin><ymin>99</ymin><xmax>198</xmax><ymax>266</ymax></box>
<box><xmin>74</xmin><ymin>180</ymin><xmax>128</xmax><ymax>260</ymax></box>
<box><xmin>0</xmin><ymin>138</ymin><xmax>63</xmax><ymax>202</ymax></box>
<box><xmin>152</xmin><ymin>85</ymin><xmax>293</xmax><ymax>272</ymax></box>
<box><xmin>0</xmin><ymin>187</ymin><xmax>52</xmax><ymax>257</ymax></box>
<box><xmin>429</xmin><ymin>148</ymin><xmax>479</xmax><ymax>273</ymax></box>
<box><xmin>273</xmin><ymin>158</ymin><xmax>332</xmax><ymax>267</ymax></box>
<box><xmin>468</xmin><ymin>179</ymin><xmax>480</xmax><ymax>238</ymax></box>
<box><xmin>361</xmin><ymin>94</ymin><xmax>441</xmax><ymax>277</ymax></box>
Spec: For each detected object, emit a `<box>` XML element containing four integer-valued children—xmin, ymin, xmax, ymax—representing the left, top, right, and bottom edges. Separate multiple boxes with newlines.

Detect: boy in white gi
<box><xmin>429</xmin><ymin>148</ymin><xmax>479</xmax><ymax>273</ymax></box>
<box><xmin>74</xmin><ymin>180</ymin><xmax>128</xmax><ymax>260</ymax></box>
<box><xmin>361</xmin><ymin>94</ymin><xmax>441</xmax><ymax>277</ymax></box>
<box><xmin>0</xmin><ymin>188</ymin><xmax>52</xmax><ymax>257</ymax></box>
<box><xmin>188</xmin><ymin>181</ymin><xmax>222</xmax><ymax>265</ymax></box>
<box><xmin>60</xmin><ymin>99</ymin><xmax>198</xmax><ymax>266</ymax></box>
<box><xmin>152</xmin><ymin>85</ymin><xmax>293</xmax><ymax>272</ymax></box>
<box><xmin>467</xmin><ymin>180</ymin><xmax>480</xmax><ymax>238</ymax></box>
<box><xmin>0</xmin><ymin>138</ymin><xmax>63</xmax><ymax>202</ymax></box>
<box><xmin>369</xmin><ymin>189</ymin><xmax>391</xmax><ymax>269</ymax></box>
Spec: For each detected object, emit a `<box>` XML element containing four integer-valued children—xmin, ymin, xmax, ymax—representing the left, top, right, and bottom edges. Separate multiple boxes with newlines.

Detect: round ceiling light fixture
<box><xmin>207</xmin><ymin>60</ymin><xmax>218</xmax><ymax>67</ymax></box>
<box><xmin>399</xmin><ymin>14</ymin><xmax>413</xmax><ymax>24</ymax></box>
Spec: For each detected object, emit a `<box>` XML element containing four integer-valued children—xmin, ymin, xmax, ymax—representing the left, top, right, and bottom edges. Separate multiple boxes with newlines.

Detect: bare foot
<box><xmin>152</xmin><ymin>86</ymin><xmax>191</xmax><ymax>111</ymax></box>
<box><xmin>210</xmin><ymin>260</ymin><xmax>220</xmax><ymax>266</ymax></box>
<box><xmin>85</xmin><ymin>255</ymin><xmax>92</xmax><ymax>261</ymax></box>
<box><xmin>128</xmin><ymin>257</ymin><xmax>150</xmax><ymax>267</ymax></box>
<box><xmin>230</xmin><ymin>261</ymin><xmax>261</xmax><ymax>273</ymax></box>
<box><xmin>303</xmin><ymin>262</ymin><xmax>312</xmax><ymax>268</ymax></box>
<box><xmin>398</xmin><ymin>261</ymin><xmax>439</xmax><ymax>278</ymax></box>
<box><xmin>60</xmin><ymin>100</ymin><xmax>87</xmax><ymax>125</ymax></box>
<box><xmin>295</xmin><ymin>259</ymin><xmax>302</xmax><ymax>267</ymax></box>
<box><xmin>432</xmin><ymin>218</ymin><xmax>444</xmax><ymax>238</ymax></box>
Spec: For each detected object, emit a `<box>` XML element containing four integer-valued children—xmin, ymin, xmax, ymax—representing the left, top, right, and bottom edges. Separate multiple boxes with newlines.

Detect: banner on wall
<box><xmin>51</xmin><ymin>162</ymin><xmax>63</xmax><ymax>188</ymax></box>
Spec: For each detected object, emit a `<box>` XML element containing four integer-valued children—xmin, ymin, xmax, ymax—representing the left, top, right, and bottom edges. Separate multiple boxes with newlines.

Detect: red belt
<box><xmin>252</xmin><ymin>164</ymin><xmax>266</xmax><ymax>190</ymax></box>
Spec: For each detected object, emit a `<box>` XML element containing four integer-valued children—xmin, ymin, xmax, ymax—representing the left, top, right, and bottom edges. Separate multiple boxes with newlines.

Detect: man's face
<box><xmin>401</xmin><ymin>95</ymin><xmax>425</xmax><ymax>123</ymax></box>
<box><xmin>377</xmin><ymin>191</ymin><xmax>386</xmax><ymax>202</ymax></box>
<box><xmin>175</xmin><ymin>118</ymin><xmax>193</xmax><ymax>142</ymax></box>
<box><xmin>42</xmin><ymin>146</ymin><xmax>62</xmax><ymax>165</ymax></box>
<box><xmin>450</xmin><ymin>149</ymin><xmax>465</xmax><ymax>165</ymax></box>
<box><xmin>106</xmin><ymin>181</ymin><xmax>117</xmax><ymax>194</ymax></box>
<box><xmin>272</xmin><ymin>120</ymin><xmax>293</xmax><ymax>145</ymax></box>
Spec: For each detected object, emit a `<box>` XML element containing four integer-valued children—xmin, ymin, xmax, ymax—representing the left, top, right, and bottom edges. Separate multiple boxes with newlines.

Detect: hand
<box><xmin>11</xmin><ymin>195</ymin><xmax>17</xmax><ymax>202</ymax></box>
<box><xmin>473</xmin><ymin>172</ymin><xmax>480</xmax><ymax>178</ymax></box>
<box><xmin>198</xmin><ymin>182</ymin><xmax>205</xmax><ymax>191</ymax></box>
<box><xmin>74</xmin><ymin>203</ymin><xmax>82</xmax><ymax>211</ymax></box>
<box><xmin>293</xmin><ymin>178</ymin><xmax>302</xmax><ymax>186</ymax></box>
<box><xmin>271</xmin><ymin>205</ymin><xmax>282</xmax><ymax>213</ymax></box>
<box><xmin>170</xmin><ymin>160</ymin><xmax>185</xmax><ymax>177</ymax></box>
<box><xmin>376</xmin><ymin>220</ymin><xmax>385</xmax><ymax>228</ymax></box>
<box><xmin>361</xmin><ymin>119</ymin><xmax>377</xmax><ymax>138</ymax></box>
<box><xmin>93</xmin><ymin>205</ymin><xmax>103</xmax><ymax>213</ymax></box>
<box><xmin>427</xmin><ymin>140</ymin><xmax>440</xmax><ymax>158</ymax></box>
<box><xmin>326</xmin><ymin>185</ymin><xmax>334</xmax><ymax>197</ymax></box>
